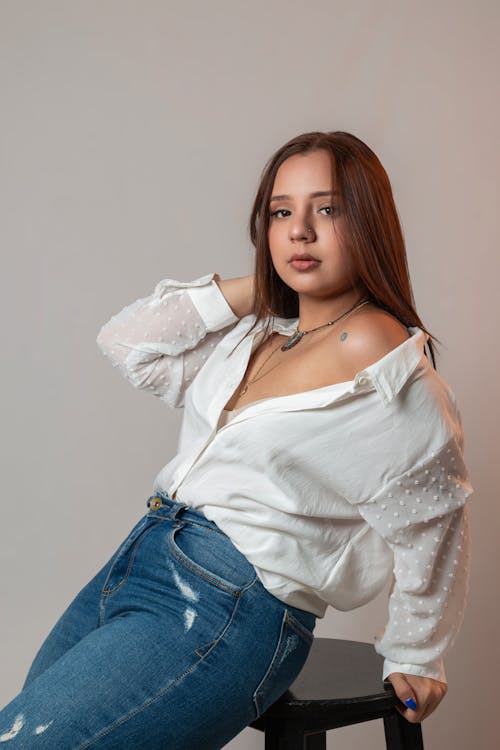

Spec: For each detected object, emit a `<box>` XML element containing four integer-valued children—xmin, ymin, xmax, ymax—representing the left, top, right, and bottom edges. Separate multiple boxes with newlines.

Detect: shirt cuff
<box><xmin>185</xmin><ymin>274</ymin><xmax>240</xmax><ymax>332</ymax></box>
<box><xmin>382</xmin><ymin>657</ymin><xmax>447</xmax><ymax>684</ymax></box>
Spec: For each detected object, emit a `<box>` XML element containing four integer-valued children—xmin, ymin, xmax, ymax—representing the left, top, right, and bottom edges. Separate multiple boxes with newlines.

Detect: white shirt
<box><xmin>96</xmin><ymin>272</ymin><xmax>474</xmax><ymax>684</ymax></box>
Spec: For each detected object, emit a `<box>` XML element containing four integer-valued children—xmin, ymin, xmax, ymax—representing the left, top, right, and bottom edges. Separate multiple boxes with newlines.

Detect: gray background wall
<box><xmin>1</xmin><ymin>1</ymin><xmax>497</xmax><ymax>748</ymax></box>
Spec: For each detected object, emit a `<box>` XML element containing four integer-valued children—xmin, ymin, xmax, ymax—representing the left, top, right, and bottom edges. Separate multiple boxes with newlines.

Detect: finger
<box><xmin>388</xmin><ymin>673</ymin><xmax>419</xmax><ymax>715</ymax></box>
<box><xmin>403</xmin><ymin>696</ymin><xmax>418</xmax><ymax>711</ymax></box>
<box><xmin>395</xmin><ymin>698</ymin><xmax>426</xmax><ymax>724</ymax></box>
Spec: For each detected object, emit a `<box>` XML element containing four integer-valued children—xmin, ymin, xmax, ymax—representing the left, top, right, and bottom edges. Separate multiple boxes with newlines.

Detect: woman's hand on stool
<box><xmin>386</xmin><ymin>672</ymin><xmax>448</xmax><ymax>723</ymax></box>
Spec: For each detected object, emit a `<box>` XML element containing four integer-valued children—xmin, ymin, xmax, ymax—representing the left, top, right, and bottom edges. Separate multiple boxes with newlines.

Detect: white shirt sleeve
<box><xmin>96</xmin><ymin>272</ymin><xmax>240</xmax><ymax>408</ymax></box>
<box><xmin>355</xmin><ymin>432</ymin><xmax>473</xmax><ymax>684</ymax></box>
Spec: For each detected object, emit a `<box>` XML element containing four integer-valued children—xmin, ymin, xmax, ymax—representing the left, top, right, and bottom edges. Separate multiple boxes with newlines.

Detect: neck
<box><xmin>296</xmin><ymin>288</ymin><xmax>367</xmax><ymax>331</ymax></box>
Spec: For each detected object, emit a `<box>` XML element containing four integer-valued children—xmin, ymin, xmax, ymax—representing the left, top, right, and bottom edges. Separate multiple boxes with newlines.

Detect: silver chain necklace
<box><xmin>238</xmin><ymin>296</ymin><xmax>371</xmax><ymax>397</ymax></box>
<box><xmin>281</xmin><ymin>296</ymin><xmax>371</xmax><ymax>350</ymax></box>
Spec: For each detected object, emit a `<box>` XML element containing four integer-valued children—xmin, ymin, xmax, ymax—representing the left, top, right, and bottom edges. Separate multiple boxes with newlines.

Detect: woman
<box><xmin>0</xmin><ymin>131</ymin><xmax>473</xmax><ymax>748</ymax></box>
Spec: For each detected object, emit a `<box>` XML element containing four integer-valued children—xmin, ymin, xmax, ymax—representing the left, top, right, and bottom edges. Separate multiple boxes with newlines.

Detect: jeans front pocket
<box><xmin>252</xmin><ymin>608</ymin><xmax>314</xmax><ymax>719</ymax></box>
<box><xmin>166</xmin><ymin>520</ymin><xmax>257</xmax><ymax>595</ymax></box>
<box><xmin>101</xmin><ymin>515</ymin><xmax>160</xmax><ymax>595</ymax></box>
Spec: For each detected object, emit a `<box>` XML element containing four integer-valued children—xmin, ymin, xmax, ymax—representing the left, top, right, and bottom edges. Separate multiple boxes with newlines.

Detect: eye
<box><xmin>269</xmin><ymin>206</ymin><xmax>336</xmax><ymax>219</ymax></box>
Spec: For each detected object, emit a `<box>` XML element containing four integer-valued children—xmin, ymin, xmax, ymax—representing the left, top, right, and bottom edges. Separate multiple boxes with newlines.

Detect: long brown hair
<box><xmin>237</xmin><ymin>130</ymin><xmax>440</xmax><ymax>369</ymax></box>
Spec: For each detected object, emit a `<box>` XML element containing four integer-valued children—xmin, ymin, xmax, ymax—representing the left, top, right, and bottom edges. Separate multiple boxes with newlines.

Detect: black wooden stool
<box><xmin>249</xmin><ymin>637</ymin><xmax>424</xmax><ymax>749</ymax></box>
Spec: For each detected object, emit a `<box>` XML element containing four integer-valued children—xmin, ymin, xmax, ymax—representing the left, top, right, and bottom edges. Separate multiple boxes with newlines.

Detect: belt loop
<box><xmin>167</xmin><ymin>501</ymin><xmax>189</xmax><ymax>520</ymax></box>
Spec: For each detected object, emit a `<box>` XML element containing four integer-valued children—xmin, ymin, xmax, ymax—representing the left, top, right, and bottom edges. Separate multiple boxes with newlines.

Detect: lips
<box><xmin>290</xmin><ymin>253</ymin><xmax>319</xmax><ymax>262</ymax></box>
<box><xmin>290</xmin><ymin>258</ymin><xmax>320</xmax><ymax>271</ymax></box>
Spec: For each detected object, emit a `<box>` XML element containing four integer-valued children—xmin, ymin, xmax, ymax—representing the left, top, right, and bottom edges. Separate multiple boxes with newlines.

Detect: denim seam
<box><xmin>77</xmin><ymin>577</ymin><xmax>253</xmax><ymax>750</ymax></box>
<box><xmin>193</xmin><ymin>574</ymin><xmax>258</xmax><ymax>659</ymax></box>
<box><xmin>179</xmin><ymin>519</ymin><xmax>227</xmax><ymax>536</ymax></box>
<box><xmin>147</xmin><ymin>512</ymin><xmax>227</xmax><ymax>538</ymax></box>
<box><xmin>167</xmin><ymin>523</ymin><xmax>252</xmax><ymax>595</ymax></box>
<box><xmin>251</xmin><ymin>608</ymin><xmax>314</xmax><ymax>719</ymax></box>
<box><xmin>100</xmin><ymin>522</ymin><xmax>161</xmax><ymax>596</ymax></box>
<box><xmin>98</xmin><ymin>522</ymin><xmax>162</xmax><ymax>626</ymax></box>
<box><xmin>285</xmin><ymin>609</ymin><xmax>315</xmax><ymax>644</ymax></box>
<box><xmin>252</xmin><ymin>608</ymin><xmax>288</xmax><ymax>718</ymax></box>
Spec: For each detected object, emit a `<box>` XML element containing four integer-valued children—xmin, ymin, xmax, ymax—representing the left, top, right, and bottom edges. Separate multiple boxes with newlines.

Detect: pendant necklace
<box><xmin>238</xmin><ymin>296</ymin><xmax>371</xmax><ymax>397</ymax></box>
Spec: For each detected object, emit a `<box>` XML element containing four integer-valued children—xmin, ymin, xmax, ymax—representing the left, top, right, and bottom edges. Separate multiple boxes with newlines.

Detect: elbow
<box><xmin>96</xmin><ymin>331</ymin><xmax>109</xmax><ymax>357</ymax></box>
<box><xmin>96</xmin><ymin>323</ymin><xmax>116</xmax><ymax>356</ymax></box>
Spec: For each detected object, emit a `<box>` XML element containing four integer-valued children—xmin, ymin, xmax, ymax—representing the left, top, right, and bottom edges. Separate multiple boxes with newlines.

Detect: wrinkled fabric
<box><xmin>96</xmin><ymin>272</ymin><xmax>474</xmax><ymax>683</ymax></box>
<box><xmin>0</xmin><ymin>494</ymin><xmax>317</xmax><ymax>748</ymax></box>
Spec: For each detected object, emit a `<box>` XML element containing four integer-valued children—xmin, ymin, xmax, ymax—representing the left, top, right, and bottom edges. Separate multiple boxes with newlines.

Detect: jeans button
<box><xmin>150</xmin><ymin>497</ymin><xmax>162</xmax><ymax>510</ymax></box>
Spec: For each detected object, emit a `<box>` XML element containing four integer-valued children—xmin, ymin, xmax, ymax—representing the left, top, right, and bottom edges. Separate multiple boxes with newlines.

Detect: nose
<box><xmin>290</xmin><ymin>224</ymin><xmax>314</xmax><ymax>241</ymax></box>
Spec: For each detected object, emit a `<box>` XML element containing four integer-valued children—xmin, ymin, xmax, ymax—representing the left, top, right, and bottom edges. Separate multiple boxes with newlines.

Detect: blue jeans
<box><xmin>0</xmin><ymin>490</ymin><xmax>317</xmax><ymax>749</ymax></box>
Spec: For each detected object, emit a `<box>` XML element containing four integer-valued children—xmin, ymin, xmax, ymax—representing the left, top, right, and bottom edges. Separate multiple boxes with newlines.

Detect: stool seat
<box><xmin>249</xmin><ymin>637</ymin><xmax>424</xmax><ymax>749</ymax></box>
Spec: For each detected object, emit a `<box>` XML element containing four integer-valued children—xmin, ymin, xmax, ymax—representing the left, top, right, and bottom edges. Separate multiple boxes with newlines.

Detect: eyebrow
<box><xmin>269</xmin><ymin>190</ymin><xmax>339</xmax><ymax>203</ymax></box>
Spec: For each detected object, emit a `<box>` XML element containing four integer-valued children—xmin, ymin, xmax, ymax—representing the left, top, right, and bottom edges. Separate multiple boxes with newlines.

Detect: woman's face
<box><xmin>267</xmin><ymin>150</ymin><xmax>359</xmax><ymax>300</ymax></box>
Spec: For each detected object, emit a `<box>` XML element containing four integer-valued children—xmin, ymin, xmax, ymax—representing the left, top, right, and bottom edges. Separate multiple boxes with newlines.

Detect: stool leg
<box><xmin>264</xmin><ymin>720</ymin><xmax>296</xmax><ymax>750</ymax></box>
<box><xmin>265</xmin><ymin>726</ymin><xmax>300</xmax><ymax>750</ymax></box>
<box><xmin>264</xmin><ymin>720</ymin><xmax>326</xmax><ymax>749</ymax></box>
<box><xmin>305</xmin><ymin>732</ymin><xmax>327</xmax><ymax>749</ymax></box>
<box><xmin>383</xmin><ymin>712</ymin><xmax>424</xmax><ymax>750</ymax></box>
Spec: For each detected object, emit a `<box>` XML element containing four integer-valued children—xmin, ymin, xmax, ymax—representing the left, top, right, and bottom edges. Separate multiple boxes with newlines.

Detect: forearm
<box><xmin>96</xmin><ymin>272</ymin><xmax>240</xmax><ymax>408</ymax></box>
<box><xmin>213</xmin><ymin>273</ymin><xmax>255</xmax><ymax>319</ymax></box>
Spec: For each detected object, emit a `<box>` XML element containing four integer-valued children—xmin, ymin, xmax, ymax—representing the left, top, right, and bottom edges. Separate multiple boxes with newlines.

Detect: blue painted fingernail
<box><xmin>405</xmin><ymin>698</ymin><xmax>417</xmax><ymax>710</ymax></box>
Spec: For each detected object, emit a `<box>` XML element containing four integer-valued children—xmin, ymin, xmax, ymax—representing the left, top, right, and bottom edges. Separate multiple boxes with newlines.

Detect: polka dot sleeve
<box><xmin>355</xmin><ymin>433</ymin><xmax>474</xmax><ymax>684</ymax></box>
<box><xmin>96</xmin><ymin>273</ymin><xmax>240</xmax><ymax>408</ymax></box>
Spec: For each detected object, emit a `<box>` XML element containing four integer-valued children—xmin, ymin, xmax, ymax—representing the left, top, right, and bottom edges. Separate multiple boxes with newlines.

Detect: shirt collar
<box><xmin>362</xmin><ymin>325</ymin><xmax>430</xmax><ymax>405</ymax></box>
<box><xmin>268</xmin><ymin>317</ymin><xmax>430</xmax><ymax>408</ymax></box>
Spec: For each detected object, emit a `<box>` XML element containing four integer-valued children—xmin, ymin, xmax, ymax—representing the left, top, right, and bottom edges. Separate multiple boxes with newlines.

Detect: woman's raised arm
<box><xmin>96</xmin><ymin>272</ymin><xmax>254</xmax><ymax>408</ymax></box>
<box><xmin>213</xmin><ymin>273</ymin><xmax>255</xmax><ymax>318</ymax></box>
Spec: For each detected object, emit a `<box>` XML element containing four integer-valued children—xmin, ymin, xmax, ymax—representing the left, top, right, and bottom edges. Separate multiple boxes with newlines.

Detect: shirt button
<box><xmin>358</xmin><ymin>376</ymin><xmax>369</xmax><ymax>385</ymax></box>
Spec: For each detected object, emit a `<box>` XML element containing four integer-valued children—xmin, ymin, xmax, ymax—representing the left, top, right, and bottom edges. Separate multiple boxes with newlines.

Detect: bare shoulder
<box><xmin>336</xmin><ymin>305</ymin><xmax>411</xmax><ymax>374</ymax></box>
